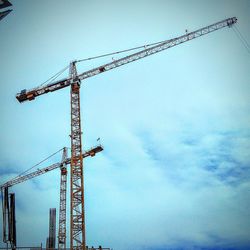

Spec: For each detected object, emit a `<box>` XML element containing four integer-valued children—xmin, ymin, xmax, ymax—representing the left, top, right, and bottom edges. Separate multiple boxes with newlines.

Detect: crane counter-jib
<box><xmin>16</xmin><ymin>77</ymin><xmax>70</xmax><ymax>103</ymax></box>
<box><xmin>15</xmin><ymin>17</ymin><xmax>237</xmax><ymax>103</ymax></box>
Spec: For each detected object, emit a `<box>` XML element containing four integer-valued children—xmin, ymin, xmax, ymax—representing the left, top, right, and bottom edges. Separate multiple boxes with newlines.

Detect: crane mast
<box><xmin>14</xmin><ymin>17</ymin><xmax>237</xmax><ymax>250</ymax></box>
<box><xmin>58</xmin><ymin>147</ymin><xmax>68</xmax><ymax>250</ymax></box>
<box><xmin>69</xmin><ymin>62</ymin><xmax>86</xmax><ymax>249</ymax></box>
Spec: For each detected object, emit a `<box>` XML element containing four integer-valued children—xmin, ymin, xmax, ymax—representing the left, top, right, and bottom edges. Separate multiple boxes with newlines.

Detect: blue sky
<box><xmin>0</xmin><ymin>0</ymin><xmax>250</xmax><ymax>249</ymax></box>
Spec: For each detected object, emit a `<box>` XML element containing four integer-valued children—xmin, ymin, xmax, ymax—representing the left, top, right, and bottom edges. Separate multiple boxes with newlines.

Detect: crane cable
<box><xmin>37</xmin><ymin>39</ymin><xmax>168</xmax><ymax>88</ymax></box>
<box><xmin>232</xmin><ymin>25</ymin><xmax>250</xmax><ymax>54</ymax></box>
<box><xmin>76</xmin><ymin>39</ymin><xmax>169</xmax><ymax>63</ymax></box>
<box><xmin>11</xmin><ymin>147</ymin><xmax>65</xmax><ymax>181</ymax></box>
<box><xmin>37</xmin><ymin>25</ymin><xmax>248</xmax><ymax>88</ymax></box>
<box><xmin>38</xmin><ymin>65</ymin><xmax>70</xmax><ymax>88</ymax></box>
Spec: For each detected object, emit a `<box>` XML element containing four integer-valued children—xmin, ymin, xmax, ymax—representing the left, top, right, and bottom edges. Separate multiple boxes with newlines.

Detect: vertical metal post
<box><xmin>58</xmin><ymin>147</ymin><xmax>68</xmax><ymax>250</ymax></box>
<box><xmin>70</xmin><ymin>62</ymin><xmax>85</xmax><ymax>249</ymax></box>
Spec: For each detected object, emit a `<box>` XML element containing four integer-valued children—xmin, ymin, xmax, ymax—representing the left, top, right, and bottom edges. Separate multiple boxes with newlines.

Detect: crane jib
<box><xmin>15</xmin><ymin>17</ymin><xmax>237</xmax><ymax>103</ymax></box>
<box><xmin>0</xmin><ymin>145</ymin><xmax>103</xmax><ymax>189</ymax></box>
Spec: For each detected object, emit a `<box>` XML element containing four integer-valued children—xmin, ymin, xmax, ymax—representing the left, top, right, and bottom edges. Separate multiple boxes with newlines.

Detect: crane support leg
<box><xmin>70</xmin><ymin>75</ymin><xmax>85</xmax><ymax>249</ymax></box>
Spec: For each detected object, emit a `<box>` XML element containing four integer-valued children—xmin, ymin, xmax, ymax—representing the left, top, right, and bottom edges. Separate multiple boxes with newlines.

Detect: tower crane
<box><xmin>15</xmin><ymin>17</ymin><xmax>237</xmax><ymax>250</ymax></box>
<box><xmin>1</xmin><ymin>145</ymin><xmax>103</xmax><ymax>250</ymax></box>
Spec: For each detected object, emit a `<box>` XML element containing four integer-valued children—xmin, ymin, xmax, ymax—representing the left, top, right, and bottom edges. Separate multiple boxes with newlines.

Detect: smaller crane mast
<box><xmin>58</xmin><ymin>147</ymin><xmax>68</xmax><ymax>250</ymax></box>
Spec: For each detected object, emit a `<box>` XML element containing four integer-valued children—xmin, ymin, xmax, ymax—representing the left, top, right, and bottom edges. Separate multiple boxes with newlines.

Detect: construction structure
<box><xmin>14</xmin><ymin>17</ymin><xmax>237</xmax><ymax>249</ymax></box>
<box><xmin>1</xmin><ymin>187</ymin><xmax>16</xmax><ymax>250</ymax></box>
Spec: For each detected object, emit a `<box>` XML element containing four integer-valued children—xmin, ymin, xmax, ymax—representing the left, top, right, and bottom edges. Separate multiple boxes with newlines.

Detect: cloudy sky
<box><xmin>0</xmin><ymin>0</ymin><xmax>250</xmax><ymax>249</ymax></box>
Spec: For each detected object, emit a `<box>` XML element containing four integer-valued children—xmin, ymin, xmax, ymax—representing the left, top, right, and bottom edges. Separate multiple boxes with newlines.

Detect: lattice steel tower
<box><xmin>69</xmin><ymin>62</ymin><xmax>85</xmax><ymax>249</ymax></box>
